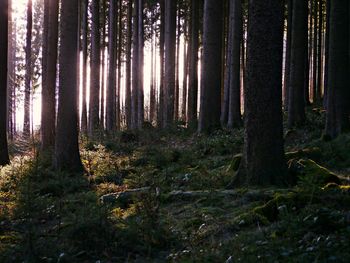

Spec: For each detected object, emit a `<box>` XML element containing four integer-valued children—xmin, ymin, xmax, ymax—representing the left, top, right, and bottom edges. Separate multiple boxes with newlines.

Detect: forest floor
<box><xmin>1</xmin><ymin>109</ymin><xmax>350</xmax><ymax>262</ymax></box>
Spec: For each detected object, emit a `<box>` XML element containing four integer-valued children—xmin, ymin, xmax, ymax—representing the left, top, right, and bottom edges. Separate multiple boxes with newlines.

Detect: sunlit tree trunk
<box><xmin>131</xmin><ymin>0</ymin><xmax>139</xmax><ymax>129</ymax></box>
<box><xmin>81</xmin><ymin>0</ymin><xmax>88</xmax><ymax>133</ymax></box>
<box><xmin>89</xmin><ymin>0</ymin><xmax>101</xmax><ymax>134</ymax></box>
<box><xmin>24</xmin><ymin>0</ymin><xmax>32</xmax><ymax>138</ymax></box>
<box><xmin>232</xmin><ymin>0</ymin><xmax>286</xmax><ymax>186</ymax></box>
<box><xmin>174</xmin><ymin>5</ymin><xmax>180</xmax><ymax>122</ymax></box>
<box><xmin>137</xmin><ymin>0</ymin><xmax>144</xmax><ymax>129</ymax></box>
<box><xmin>284</xmin><ymin>0</ymin><xmax>293</xmax><ymax>110</ymax></box>
<box><xmin>106</xmin><ymin>0</ymin><xmax>117</xmax><ymax>132</ymax></box>
<box><xmin>125</xmin><ymin>0</ymin><xmax>132</xmax><ymax>128</ymax></box>
<box><xmin>7</xmin><ymin>2</ymin><xmax>14</xmax><ymax>141</ymax></box>
<box><xmin>187</xmin><ymin>0</ymin><xmax>199</xmax><ymax>126</ymax></box>
<box><xmin>117</xmin><ymin>0</ymin><xmax>123</xmax><ymax>130</ymax></box>
<box><xmin>158</xmin><ymin>0</ymin><xmax>165</xmax><ymax>127</ymax></box>
<box><xmin>181</xmin><ymin>15</ymin><xmax>189</xmax><ymax>122</ymax></box>
<box><xmin>325</xmin><ymin>0</ymin><xmax>349</xmax><ymax>138</ymax></box>
<box><xmin>163</xmin><ymin>0</ymin><xmax>177</xmax><ymax>128</ymax></box>
<box><xmin>287</xmin><ymin>0</ymin><xmax>308</xmax><ymax>128</ymax></box>
<box><xmin>198</xmin><ymin>0</ymin><xmax>223</xmax><ymax>133</ymax></box>
<box><xmin>0</xmin><ymin>0</ymin><xmax>10</xmax><ymax>166</ymax></box>
<box><xmin>41</xmin><ymin>0</ymin><xmax>58</xmax><ymax>151</ymax></box>
<box><xmin>100</xmin><ymin>0</ymin><xmax>107</xmax><ymax>129</ymax></box>
<box><xmin>150</xmin><ymin>14</ymin><xmax>156</xmax><ymax>123</ymax></box>
<box><xmin>54</xmin><ymin>0</ymin><xmax>83</xmax><ymax>172</ymax></box>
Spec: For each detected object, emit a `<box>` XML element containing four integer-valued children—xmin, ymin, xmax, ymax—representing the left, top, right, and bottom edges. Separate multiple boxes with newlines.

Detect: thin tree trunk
<box><xmin>100</xmin><ymin>0</ymin><xmax>106</xmax><ymax>129</ymax></box>
<box><xmin>7</xmin><ymin>3</ymin><xmax>13</xmax><ymax>141</ymax></box>
<box><xmin>24</xmin><ymin>0</ymin><xmax>32</xmax><ymax>138</ymax></box>
<box><xmin>284</xmin><ymin>0</ymin><xmax>293</xmax><ymax>110</ymax></box>
<box><xmin>0</xmin><ymin>0</ymin><xmax>10</xmax><ymax>165</ymax></box>
<box><xmin>89</xmin><ymin>0</ymin><xmax>101</xmax><ymax>134</ymax></box>
<box><xmin>131</xmin><ymin>0</ymin><xmax>139</xmax><ymax>129</ymax></box>
<box><xmin>81</xmin><ymin>0</ymin><xmax>88</xmax><ymax>133</ymax></box>
<box><xmin>317</xmin><ymin>0</ymin><xmax>323</xmax><ymax>102</ymax></box>
<box><xmin>125</xmin><ymin>0</ymin><xmax>132</xmax><ymax>128</ymax></box>
<box><xmin>106</xmin><ymin>0</ymin><xmax>117</xmax><ymax>132</ymax></box>
<box><xmin>182</xmin><ymin>18</ymin><xmax>189</xmax><ymax>122</ymax></box>
<box><xmin>187</xmin><ymin>0</ymin><xmax>199</xmax><ymax>126</ymax></box>
<box><xmin>323</xmin><ymin>0</ymin><xmax>330</xmax><ymax>108</ymax></box>
<box><xmin>174</xmin><ymin>5</ymin><xmax>181</xmax><ymax>122</ymax></box>
<box><xmin>312</xmin><ymin>0</ymin><xmax>318</xmax><ymax>103</ymax></box>
<box><xmin>150</xmin><ymin>15</ymin><xmax>156</xmax><ymax>122</ymax></box>
<box><xmin>137</xmin><ymin>0</ymin><xmax>144</xmax><ymax>129</ymax></box>
<box><xmin>117</xmin><ymin>0</ymin><xmax>122</xmax><ymax>130</ymax></box>
<box><xmin>158</xmin><ymin>0</ymin><xmax>165</xmax><ymax>127</ymax></box>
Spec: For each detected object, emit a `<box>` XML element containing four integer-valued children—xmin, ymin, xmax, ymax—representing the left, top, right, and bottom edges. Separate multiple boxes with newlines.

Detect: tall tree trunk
<box><xmin>81</xmin><ymin>0</ymin><xmax>88</xmax><ymax>133</ymax></box>
<box><xmin>100</xmin><ymin>0</ymin><xmax>107</xmax><ymax>129</ymax></box>
<box><xmin>89</xmin><ymin>0</ymin><xmax>101</xmax><ymax>134</ymax></box>
<box><xmin>24</xmin><ymin>0</ymin><xmax>33</xmax><ymax>138</ymax></box>
<box><xmin>287</xmin><ymin>0</ymin><xmax>308</xmax><ymax>128</ymax></box>
<box><xmin>106</xmin><ymin>0</ymin><xmax>117</xmax><ymax>132</ymax></box>
<box><xmin>187</xmin><ymin>0</ymin><xmax>199</xmax><ymax>126</ymax></box>
<box><xmin>317</xmin><ymin>0</ymin><xmax>323</xmax><ymax>101</ymax></box>
<box><xmin>198</xmin><ymin>0</ymin><xmax>223</xmax><ymax>133</ymax></box>
<box><xmin>125</xmin><ymin>0</ymin><xmax>132</xmax><ymax>128</ymax></box>
<box><xmin>284</xmin><ymin>0</ymin><xmax>293</xmax><ymax>110</ymax></box>
<box><xmin>7</xmin><ymin>2</ymin><xmax>14</xmax><ymax>141</ymax></box>
<box><xmin>312</xmin><ymin>0</ymin><xmax>318</xmax><ymax>102</ymax></box>
<box><xmin>232</xmin><ymin>0</ymin><xmax>286</xmax><ymax>186</ymax></box>
<box><xmin>131</xmin><ymin>0</ymin><xmax>139</xmax><ymax>129</ymax></box>
<box><xmin>158</xmin><ymin>0</ymin><xmax>165</xmax><ymax>127</ymax></box>
<box><xmin>55</xmin><ymin>0</ymin><xmax>83</xmax><ymax>172</ymax></box>
<box><xmin>227</xmin><ymin>0</ymin><xmax>242</xmax><ymax>129</ymax></box>
<box><xmin>323</xmin><ymin>0</ymin><xmax>330</xmax><ymax>108</ymax></box>
<box><xmin>181</xmin><ymin>17</ymin><xmax>189</xmax><ymax>122</ymax></box>
<box><xmin>150</xmin><ymin>16</ymin><xmax>156</xmax><ymax>122</ymax></box>
<box><xmin>41</xmin><ymin>0</ymin><xmax>59</xmax><ymax>151</ymax></box>
<box><xmin>174</xmin><ymin>5</ymin><xmax>181</xmax><ymax>122</ymax></box>
<box><xmin>137</xmin><ymin>0</ymin><xmax>144</xmax><ymax>129</ymax></box>
<box><xmin>163</xmin><ymin>0</ymin><xmax>177</xmax><ymax>128</ymax></box>
<box><xmin>325</xmin><ymin>0</ymin><xmax>349</xmax><ymax>138</ymax></box>
<box><xmin>0</xmin><ymin>0</ymin><xmax>9</xmax><ymax>165</ymax></box>
<box><xmin>117</xmin><ymin>0</ymin><xmax>122</xmax><ymax>130</ymax></box>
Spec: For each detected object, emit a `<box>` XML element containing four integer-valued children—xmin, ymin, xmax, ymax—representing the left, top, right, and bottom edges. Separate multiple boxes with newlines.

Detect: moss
<box><xmin>227</xmin><ymin>153</ymin><xmax>242</xmax><ymax>172</ymax></box>
<box><xmin>285</xmin><ymin>147</ymin><xmax>322</xmax><ymax>161</ymax></box>
<box><xmin>233</xmin><ymin>211</ymin><xmax>269</xmax><ymax>227</ymax></box>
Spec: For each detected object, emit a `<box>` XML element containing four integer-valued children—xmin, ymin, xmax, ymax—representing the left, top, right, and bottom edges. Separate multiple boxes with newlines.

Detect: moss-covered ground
<box><xmin>1</xmin><ymin>109</ymin><xmax>350</xmax><ymax>262</ymax></box>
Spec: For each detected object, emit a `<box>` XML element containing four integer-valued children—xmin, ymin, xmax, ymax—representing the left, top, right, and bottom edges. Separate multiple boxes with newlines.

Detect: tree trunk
<box><xmin>89</xmin><ymin>0</ymin><xmax>101</xmax><ymax>134</ymax></box>
<box><xmin>41</xmin><ymin>0</ymin><xmax>59</xmax><ymax>151</ymax></box>
<box><xmin>232</xmin><ymin>0</ymin><xmax>286</xmax><ymax>186</ymax></box>
<box><xmin>187</xmin><ymin>0</ymin><xmax>199</xmax><ymax>126</ymax></box>
<box><xmin>131</xmin><ymin>0</ymin><xmax>139</xmax><ymax>129</ymax></box>
<box><xmin>323</xmin><ymin>0</ymin><xmax>330</xmax><ymax>109</ymax></box>
<box><xmin>163</xmin><ymin>0</ymin><xmax>177</xmax><ymax>128</ymax></box>
<box><xmin>158</xmin><ymin>0</ymin><xmax>165</xmax><ymax>127</ymax></box>
<box><xmin>125</xmin><ymin>0</ymin><xmax>132</xmax><ymax>129</ymax></box>
<box><xmin>54</xmin><ymin>0</ymin><xmax>83</xmax><ymax>172</ymax></box>
<box><xmin>181</xmin><ymin>17</ymin><xmax>189</xmax><ymax>122</ymax></box>
<box><xmin>312</xmin><ymin>0</ymin><xmax>318</xmax><ymax>103</ymax></box>
<box><xmin>317</xmin><ymin>0</ymin><xmax>323</xmax><ymax>102</ymax></box>
<box><xmin>81</xmin><ymin>0</ymin><xmax>88</xmax><ymax>133</ymax></box>
<box><xmin>287</xmin><ymin>0</ymin><xmax>308</xmax><ymax>128</ymax></box>
<box><xmin>106</xmin><ymin>0</ymin><xmax>117</xmax><ymax>132</ymax></box>
<box><xmin>198</xmin><ymin>0</ymin><xmax>223</xmax><ymax>133</ymax></box>
<box><xmin>24</xmin><ymin>0</ymin><xmax>32</xmax><ymax>138</ymax></box>
<box><xmin>7</xmin><ymin>3</ymin><xmax>14</xmax><ymax>141</ymax></box>
<box><xmin>174</xmin><ymin>5</ymin><xmax>181</xmax><ymax>122</ymax></box>
<box><xmin>100</xmin><ymin>0</ymin><xmax>107</xmax><ymax>129</ymax></box>
<box><xmin>227</xmin><ymin>0</ymin><xmax>242</xmax><ymax>129</ymax></box>
<box><xmin>284</xmin><ymin>0</ymin><xmax>293</xmax><ymax>110</ymax></box>
<box><xmin>137</xmin><ymin>0</ymin><xmax>144</xmax><ymax>129</ymax></box>
<box><xmin>325</xmin><ymin>0</ymin><xmax>349</xmax><ymax>138</ymax></box>
<box><xmin>0</xmin><ymin>0</ymin><xmax>9</xmax><ymax>166</ymax></box>
<box><xmin>150</xmin><ymin>15</ymin><xmax>156</xmax><ymax>123</ymax></box>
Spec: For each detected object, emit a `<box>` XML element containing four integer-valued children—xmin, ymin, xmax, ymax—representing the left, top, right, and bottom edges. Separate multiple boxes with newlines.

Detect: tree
<box><xmin>41</xmin><ymin>0</ymin><xmax>59</xmax><ymax>151</ymax></box>
<box><xmin>89</xmin><ymin>0</ymin><xmax>101</xmax><ymax>134</ymax></box>
<box><xmin>198</xmin><ymin>0</ymin><xmax>223</xmax><ymax>133</ymax></box>
<box><xmin>284</xmin><ymin>0</ymin><xmax>293</xmax><ymax>110</ymax></box>
<box><xmin>187</xmin><ymin>0</ymin><xmax>199</xmax><ymax>126</ymax></box>
<box><xmin>106</xmin><ymin>0</ymin><xmax>117</xmax><ymax>133</ymax></box>
<box><xmin>23</xmin><ymin>0</ymin><xmax>33</xmax><ymax>137</ymax></box>
<box><xmin>227</xmin><ymin>0</ymin><xmax>242</xmax><ymax>129</ymax></box>
<box><xmin>287</xmin><ymin>0</ymin><xmax>308</xmax><ymax>128</ymax></box>
<box><xmin>54</xmin><ymin>0</ymin><xmax>83</xmax><ymax>172</ymax></box>
<box><xmin>125</xmin><ymin>0</ymin><xmax>132</xmax><ymax>128</ymax></box>
<box><xmin>325</xmin><ymin>0</ymin><xmax>349</xmax><ymax>139</ymax></box>
<box><xmin>163</xmin><ymin>0</ymin><xmax>177</xmax><ymax>128</ymax></box>
<box><xmin>0</xmin><ymin>0</ymin><xmax>9</xmax><ymax>166</ymax></box>
<box><xmin>231</xmin><ymin>0</ymin><xmax>286</xmax><ymax>186</ymax></box>
<box><xmin>131</xmin><ymin>0</ymin><xmax>139</xmax><ymax>129</ymax></box>
<box><xmin>81</xmin><ymin>0</ymin><xmax>88</xmax><ymax>133</ymax></box>
<box><xmin>137</xmin><ymin>0</ymin><xmax>144</xmax><ymax>129</ymax></box>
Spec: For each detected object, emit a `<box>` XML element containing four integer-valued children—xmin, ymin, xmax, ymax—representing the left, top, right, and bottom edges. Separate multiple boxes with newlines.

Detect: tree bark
<box><xmin>287</xmin><ymin>0</ymin><xmax>308</xmax><ymax>128</ymax></box>
<box><xmin>131</xmin><ymin>0</ymin><xmax>139</xmax><ymax>129</ymax></box>
<box><xmin>0</xmin><ymin>0</ymin><xmax>9</xmax><ymax>166</ymax></box>
<box><xmin>158</xmin><ymin>0</ymin><xmax>165</xmax><ymax>127</ymax></box>
<box><xmin>41</xmin><ymin>0</ymin><xmax>59</xmax><ymax>151</ymax></box>
<box><xmin>125</xmin><ymin>0</ymin><xmax>132</xmax><ymax>129</ymax></box>
<box><xmin>89</xmin><ymin>0</ymin><xmax>101</xmax><ymax>134</ymax></box>
<box><xmin>137</xmin><ymin>0</ymin><xmax>144</xmax><ymax>129</ymax></box>
<box><xmin>24</xmin><ymin>0</ymin><xmax>32</xmax><ymax>138</ymax></box>
<box><xmin>325</xmin><ymin>0</ymin><xmax>349</xmax><ymax>138</ymax></box>
<box><xmin>54</xmin><ymin>0</ymin><xmax>83</xmax><ymax>172</ymax></box>
<box><xmin>198</xmin><ymin>0</ymin><xmax>223</xmax><ymax>133</ymax></box>
<box><xmin>187</xmin><ymin>0</ymin><xmax>199</xmax><ymax>126</ymax></box>
<box><xmin>106</xmin><ymin>0</ymin><xmax>117</xmax><ymax>132</ymax></box>
<box><xmin>163</xmin><ymin>0</ymin><xmax>177</xmax><ymax>128</ymax></box>
<box><xmin>233</xmin><ymin>0</ymin><xmax>286</xmax><ymax>186</ymax></box>
<box><xmin>284</xmin><ymin>0</ymin><xmax>293</xmax><ymax>110</ymax></box>
<box><xmin>81</xmin><ymin>0</ymin><xmax>88</xmax><ymax>133</ymax></box>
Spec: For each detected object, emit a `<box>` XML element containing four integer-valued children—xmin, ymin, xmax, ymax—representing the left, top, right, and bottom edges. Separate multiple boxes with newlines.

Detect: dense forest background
<box><xmin>0</xmin><ymin>0</ymin><xmax>349</xmax><ymax>262</ymax></box>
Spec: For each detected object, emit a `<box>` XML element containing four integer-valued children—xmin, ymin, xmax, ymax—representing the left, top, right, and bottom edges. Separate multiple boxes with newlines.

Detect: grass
<box><xmin>0</xmin><ymin>109</ymin><xmax>350</xmax><ymax>262</ymax></box>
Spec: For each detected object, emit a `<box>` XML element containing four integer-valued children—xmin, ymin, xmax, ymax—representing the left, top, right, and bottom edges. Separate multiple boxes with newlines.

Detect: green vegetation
<box><xmin>1</xmin><ymin>110</ymin><xmax>350</xmax><ymax>262</ymax></box>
